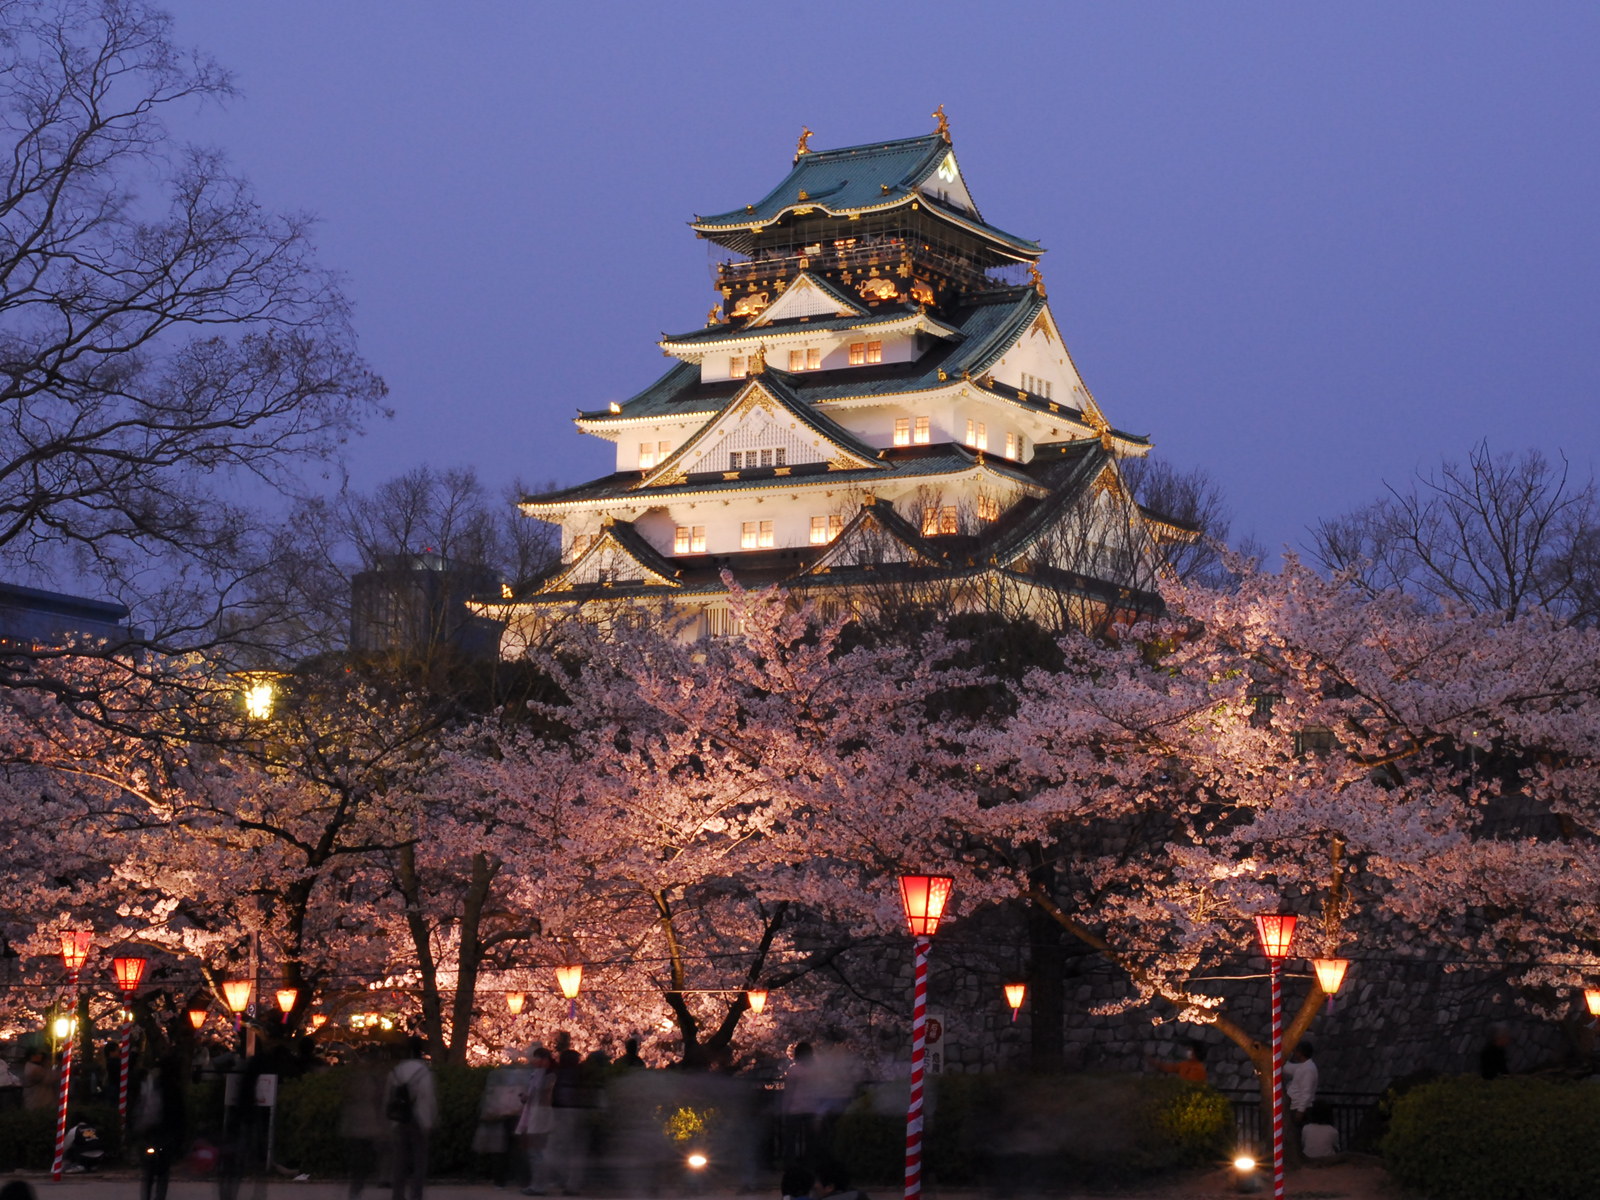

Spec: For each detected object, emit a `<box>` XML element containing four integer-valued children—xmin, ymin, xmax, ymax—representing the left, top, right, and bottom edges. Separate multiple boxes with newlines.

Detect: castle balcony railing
<box><xmin>717</xmin><ymin>238</ymin><xmax>1008</xmax><ymax>297</ymax></box>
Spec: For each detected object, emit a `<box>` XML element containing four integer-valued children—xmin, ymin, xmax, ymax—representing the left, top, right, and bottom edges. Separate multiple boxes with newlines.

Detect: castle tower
<box><xmin>479</xmin><ymin>117</ymin><xmax>1183</xmax><ymax>649</ymax></box>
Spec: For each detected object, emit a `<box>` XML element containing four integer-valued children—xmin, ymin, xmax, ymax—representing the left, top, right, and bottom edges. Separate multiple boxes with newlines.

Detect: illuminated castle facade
<box><xmin>480</xmin><ymin>112</ymin><xmax>1182</xmax><ymax>649</ymax></box>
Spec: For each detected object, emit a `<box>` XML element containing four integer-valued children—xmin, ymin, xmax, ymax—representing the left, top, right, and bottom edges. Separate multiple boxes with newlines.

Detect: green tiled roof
<box><xmin>636</xmin><ymin>369</ymin><xmax>883</xmax><ymax>489</ymax></box>
<box><xmin>585</xmin><ymin>290</ymin><xmax>1030</xmax><ymax>420</ymax></box>
<box><xmin>692</xmin><ymin>133</ymin><xmax>1041</xmax><ymax>259</ymax></box>
<box><xmin>659</xmin><ymin>305</ymin><xmax>963</xmax><ymax>350</ymax></box>
<box><xmin>578</xmin><ymin>288</ymin><xmax>1150</xmax><ymax>448</ymax></box>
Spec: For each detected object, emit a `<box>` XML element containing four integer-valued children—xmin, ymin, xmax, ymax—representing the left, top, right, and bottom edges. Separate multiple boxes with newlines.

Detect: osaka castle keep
<box><xmin>479</xmin><ymin>112</ymin><xmax>1192</xmax><ymax>650</ymax></box>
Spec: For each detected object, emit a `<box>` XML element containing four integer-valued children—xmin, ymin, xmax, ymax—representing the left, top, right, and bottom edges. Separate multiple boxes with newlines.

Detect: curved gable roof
<box><xmin>692</xmin><ymin>133</ymin><xmax>1041</xmax><ymax>259</ymax></box>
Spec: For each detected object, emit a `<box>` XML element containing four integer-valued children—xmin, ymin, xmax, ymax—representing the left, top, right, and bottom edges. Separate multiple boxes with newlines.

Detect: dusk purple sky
<box><xmin>165</xmin><ymin>3</ymin><xmax>1600</xmax><ymax>554</ymax></box>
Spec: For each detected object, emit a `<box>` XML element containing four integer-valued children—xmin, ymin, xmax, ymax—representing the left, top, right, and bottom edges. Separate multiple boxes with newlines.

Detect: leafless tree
<box><xmin>1308</xmin><ymin>442</ymin><xmax>1600</xmax><ymax>623</ymax></box>
<box><xmin>0</xmin><ymin>1</ymin><xmax>387</xmax><ymax>684</ymax></box>
<box><xmin>1120</xmin><ymin>457</ymin><xmax>1239</xmax><ymax>586</ymax></box>
<box><xmin>243</xmin><ymin>466</ymin><xmax>561</xmax><ymax>663</ymax></box>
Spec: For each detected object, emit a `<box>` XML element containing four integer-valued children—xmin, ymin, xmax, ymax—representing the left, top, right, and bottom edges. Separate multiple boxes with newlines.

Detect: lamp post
<box><xmin>505</xmin><ymin>991</ymin><xmax>526</xmax><ymax>1016</ymax></box>
<box><xmin>1586</xmin><ymin>988</ymin><xmax>1600</xmax><ymax>1019</ymax></box>
<box><xmin>111</xmin><ymin>954</ymin><xmax>147</xmax><ymax>1142</ymax></box>
<box><xmin>53</xmin><ymin>930</ymin><xmax>92</xmax><ymax>1182</ymax></box>
<box><xmin>1253</xmin><ymin>912</ymin><xmax>1298</xmax><ymax>1200</ymax></box>
<box><xmin>897</xmin><ymin>874</ymin><xmax>952</xmax><ymax>1200</ymax></box>
<box><xmin>746</xmin><ymin>989</ymin><xmax>768</xmax><ymax>1015</ymax></box>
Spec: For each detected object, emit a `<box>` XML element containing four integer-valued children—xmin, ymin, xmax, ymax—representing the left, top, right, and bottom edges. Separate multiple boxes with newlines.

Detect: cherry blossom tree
<box><xmin>966</xmin><ymin>554</ymin><xmax>1600</xmax><ymax>1123</ymax></box>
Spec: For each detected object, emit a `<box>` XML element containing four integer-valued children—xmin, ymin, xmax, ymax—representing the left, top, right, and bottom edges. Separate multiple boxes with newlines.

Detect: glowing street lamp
<box><xmin>1585</xmin><ymin>988</ymin><xmax>1600</xmax><ymax>1019</ymax></box>
<box><xmin>1311</xmin><ymin>957</ymin><xmax>1350</xmax><ymax>1013</ymax></box>
<box><xmin>222</xmin><ymin>979</ymin><xmax>252</xmax><ymax>1037</ymax></box>
<box><xmin>276</xmin><ymin>989</ymin><xmax>298</xmax><ymax>1021</ymax></box>
<box><xmin>60</xmin><ymin>931</ymin><xmax>92</xmax><ymax>975</ymax></box>
<box><xmin>187</xmin><ymin>1007</ymin><xmax>208</xmax><ymax>1030</ymax></box>
<box><xmin>310</xmin><ymin>1014</ymin><xmax>329</xmax><ymax>1031</ymax></box>
<box><xmin>112</xmin><ymin>956</ymin><xmax>147</xmax><ymax>994</ymax></box>
<box><xmin>112</xmin><ymin>955</ymin><xmax>147</xmax><ymax>1141</ymax></box>
<box><xmin>52</xmin><ymin>930</ymin><xmax>92</xmax><ymax>1182</ymax></box>
<box><xmin>898</xmin><ymin>874</ymin><xmax>953</xmax><ymax>1200</ymax></box>
<box><xmin>506</xmin><ymin>991</ymin><xmax>526</xmax><ymax>1016</ymax></box>
<box><xmin>239</xmin><ymin>673</ymin><xmax>280</xmax><ymax>721</ymax></box>
<box><xmin>555</xmin><ymin>964</ymin><xmax>583</xmax><ymax>1018</ymax></box>
<box><xmin>1004</xmin><ymin>983</ymin><xmax>1027</xmax><ymax>1022</ymax></box>
<box><xmin>1253</xmin><ymin>911</ymin><xmax>1298</xmax><ymax>1200</ymax></box>
<box><xmin>746</xmin><ymin>989</ymin><xmax>768</xmax><ymax>1015</ymax></box>
<box><xmin>898</xmin><ymin>875</ymin><xmax>954</xmax><ymax>938</ymax></box>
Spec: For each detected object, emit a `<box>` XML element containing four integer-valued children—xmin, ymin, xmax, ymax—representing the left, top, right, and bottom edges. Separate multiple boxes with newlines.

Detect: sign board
<box><xmin>255</xmin><ymin>1073</ymin><xmax>278</xmax><ymax>1106</ymax></box>
<box><xmin>925</xmin><ymin>1009</ymin><xmax>946</xmax><ymax>1075</ymax></box>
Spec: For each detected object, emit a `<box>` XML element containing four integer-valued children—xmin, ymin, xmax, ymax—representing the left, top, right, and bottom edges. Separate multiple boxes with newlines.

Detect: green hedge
<box><xmin>819</xmin><ymin>1073</ymin><xmax>1231</xmax><ymax>1189</ymax></box>
<box><xmin>1383</xmin><ymin>1076</ymin><xmax>1600</xmax><ymax>1200</ymax></box>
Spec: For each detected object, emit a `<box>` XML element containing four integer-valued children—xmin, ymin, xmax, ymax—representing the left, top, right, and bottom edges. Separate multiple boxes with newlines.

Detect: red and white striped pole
<box><xmin>118</xmin><ymin>1019</ymin><xmax>132</xmax><ymax>1138</ymax></box>
<box><xmin>50</xmin><ymin>1019</ymin><xmax>74</xmax><ymax>1181</ymax></box>
<box><xmin>1270</xmin><ymin>960</ymin><xmax>1285</xmax><ymax>1200</ymax></box>
<box><xmin>904</xmin><ymin>935</ymin><xmax>930</xmax><ymax>1200</ymax></box>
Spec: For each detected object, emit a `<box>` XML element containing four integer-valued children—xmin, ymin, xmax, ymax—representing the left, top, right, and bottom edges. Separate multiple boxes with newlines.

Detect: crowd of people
<box><xmin>0</xmin><ymin>1017</ymin><xmax>1551</xmax><ymax>1195</ymax></box>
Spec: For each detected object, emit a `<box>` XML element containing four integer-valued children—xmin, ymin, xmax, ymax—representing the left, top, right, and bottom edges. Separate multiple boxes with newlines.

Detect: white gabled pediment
<box><xmin>640</xmin><ymin>379</ymin><xmax>881</xmax><ymax>487</ymax></box>
<box><xmin>917</xmin><ymin>149</ymin><xmax>978</xmax><ymax>215</ymax></box>
<box><xmin>745</xmin><ymin>272</ymin><xmax>864</xmax><ymax>327</ymax></box>
<box><xmin>540</xmin><ymin>526</ymin><xmax>679</xmax><ymax>593</ymax></box>
<box><xmin>805</xmin><ymin>502</ymin><xmax>938</xmax><ymax>574</ymax></box>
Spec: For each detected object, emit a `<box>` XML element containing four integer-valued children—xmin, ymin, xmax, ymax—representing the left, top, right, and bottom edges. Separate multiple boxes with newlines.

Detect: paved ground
<box><xmin>0</xmin><ymin>1161</ymin><xmax>1407</xmax><ymax>1200</ymax></box>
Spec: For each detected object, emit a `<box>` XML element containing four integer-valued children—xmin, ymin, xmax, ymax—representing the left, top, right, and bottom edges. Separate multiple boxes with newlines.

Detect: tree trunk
<box><xmin>447</xmin><ymin>852</ymin><xmax>497</xmax><ymax>1065</ymax></box>
<box><xmin>396</xmin><ymin>843</ymin><xmax>448</xmax><ymax>1059</ymax></box>
<box><xmin>1027</xmin><ymin>887</ymin><xmax>1326</xmax><ymax>1167</ymax></box>
<box><xmin>73</xmin><ymin>991</ymin><xmax>93</xmax><ymax>1103</ymax></box>
<box><xmin>1025</xmin><ymin>858</ymin><xmax>1066</xmax><ymax>1071</ymax></box>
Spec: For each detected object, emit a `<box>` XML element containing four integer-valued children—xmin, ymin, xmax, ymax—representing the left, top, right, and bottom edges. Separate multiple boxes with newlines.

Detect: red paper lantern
<box><xmin>1253</xmin><ymin>912</ymin><xmax>1298</xmax><ymax>961</ymax></box>
<box><xmin>59</xmin><ymin>930</ymin><xmax>92</xmax><ymax>974</ymax></box>
<box><xmin>112</xmin><ymin>955</ymin><xmax>147</xmax><ymax>994</ymax></box>
<box><xmin>898</xmin><ymin>875</ymin><xmax>954</xmax><ymax>938</ymax></box>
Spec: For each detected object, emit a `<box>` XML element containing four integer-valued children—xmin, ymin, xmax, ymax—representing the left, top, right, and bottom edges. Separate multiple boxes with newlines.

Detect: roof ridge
<box><xmin>798</xmin><ymin>132</ymin><xmax>944</xmax><ymax>161</ymax></box>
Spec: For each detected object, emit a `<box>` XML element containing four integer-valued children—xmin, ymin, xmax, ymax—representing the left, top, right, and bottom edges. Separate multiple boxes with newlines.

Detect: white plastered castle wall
<box><xmin>555</xmin><ymin>467</ymin><xmax>1034</xmax><ymax>562</ymax></box>
<box><xmin>696</xmin><ymin>327</ymin><xmax>919</xmax><ymax>383</ymax></box>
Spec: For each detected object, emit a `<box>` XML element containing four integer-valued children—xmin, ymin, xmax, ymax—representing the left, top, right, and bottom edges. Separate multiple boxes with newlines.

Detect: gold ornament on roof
<box><xmin>1029</xmin><ymin>265</ymin><xmax>1046</xmax><ymax>297</ymax></box>
<box><xmin>932</xmin><ymin>104</ymin><xmax>950</xmax><ymax>143</ymax></box>
<box><xmin>796</xmin><ymin>126</ymin><xmax>814</xmax><ymax>159</ymax></box>
<box><xmin>706</xmin><ymin>304</ymin><xmax>724</xmax><ymax>326</ymax></box>
<box><xmin>749</xmin><ymin>344</ymin><xmax>766</xmax><ymax>374</ymax></box>
<box><xmin>858</xmin><ymin>277</ymin><xmax>899</xmax><ymax>301</ymax></box>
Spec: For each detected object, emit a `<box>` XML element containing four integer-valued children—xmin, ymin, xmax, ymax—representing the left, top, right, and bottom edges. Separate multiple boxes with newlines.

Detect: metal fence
<box><xmin>1224</xmin><ymin>1090</ymin><xmax>1381</xmax><ymax>1155</ymax></box>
